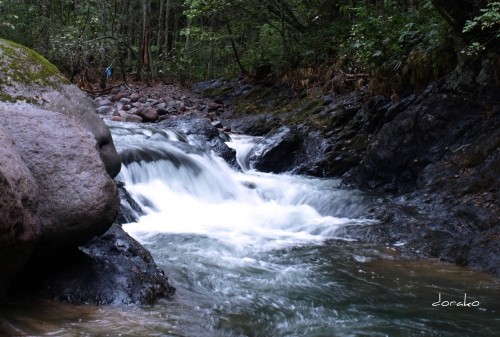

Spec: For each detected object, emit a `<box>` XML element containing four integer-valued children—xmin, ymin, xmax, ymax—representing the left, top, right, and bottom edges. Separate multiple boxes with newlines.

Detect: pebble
<box><xmin>91</xmin><ymin>83</ymin><xmax>214</xmax><ymax>124</ymax></box>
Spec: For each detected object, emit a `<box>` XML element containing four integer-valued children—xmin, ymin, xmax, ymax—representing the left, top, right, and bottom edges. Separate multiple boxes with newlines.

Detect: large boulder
<box><xmin>0</xmin><ymin>104</ymin><xmax>119</xmax><ymax>251</ymax></box>
<box><xmin>42</xmin><ymin>85</ymin><xmax>122</xmax><ymax>177</ymax></box>
<box><xmin>0</xmin><ymin>38</ymin><xmax>121</xmax><ymax>178</ymax></box>
<box><xmin>0</xmin><ymin>40</ymin><xmax>175</xmax><ymax>304</ymax></box>
<box><xmin>0</xmin><ymin>125</ymin><xmax>39</xmax><ymax>297</ymax></box>
<box><xmin>249</xmin><ymin>126</ymin><xmax>303</xmax><ymax>173</ymax></box>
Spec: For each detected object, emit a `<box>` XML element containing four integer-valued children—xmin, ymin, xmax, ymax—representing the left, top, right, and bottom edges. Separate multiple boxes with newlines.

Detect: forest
<box><xmin>1</xmin><ymin>0</ymin><xmax>498</xmax><ymax>90</ymax></box>
<box><xmin>1</xmin><ymin>1</ymin><xmax>500</xmax><ymax>335</ymax></box>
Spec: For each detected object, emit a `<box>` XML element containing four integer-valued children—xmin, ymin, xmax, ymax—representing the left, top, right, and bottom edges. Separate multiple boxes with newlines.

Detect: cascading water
<box><xmin>1</xmin><ymin>121</ymin><xmax>498</xmax><ymax>337</ymax></box>
<box><xmin>113</xmin><ymin>123</ymin><xmax>374</xmax><ymax>252</ymax></box>
<box><xmin>107</xmin><ymin>121</ymin><xmax>499</xmax><ymax>337</ymax></box>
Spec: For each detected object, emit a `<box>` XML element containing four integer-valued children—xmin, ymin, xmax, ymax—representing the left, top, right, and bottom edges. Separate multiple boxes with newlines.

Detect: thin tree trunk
<box><xmin>163</xmin><ymin>0</ymin><xmax>171</xmax><ymax>58</ymax></box>
<box><xmin>141</xmin><ymin>0</ymin><xmax>152</xmax><ymax>85</ymax></box>
<box><xmin>226</xmin><ymin>24</ymin><xmax>249</xmax><ymax>76</ymax></box>
<box><xmin>156</xmin><ymin>0</ymin><xmax>165</xmax><ymax>59</ymax></box>
<box><xmin>99</xmin><ymin>0</ymin><xmax>107</xmax><ymax>66</ymax></box>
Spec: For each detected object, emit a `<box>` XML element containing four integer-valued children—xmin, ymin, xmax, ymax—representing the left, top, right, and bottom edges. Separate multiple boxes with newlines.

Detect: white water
<box><xmin>2</xmin><ymin>121</ymin><xmax>498</xmax><ymax>337</ymax></box>
<box><xmin>110</xmin><ymin>122</ymin><xmax>374</xmax><ymax>255</ymax></box>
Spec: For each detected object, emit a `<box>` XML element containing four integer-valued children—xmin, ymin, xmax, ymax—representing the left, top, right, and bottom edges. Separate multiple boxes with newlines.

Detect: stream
<box><xmin>1</xmin><ymin>121</ymin><xmax>499</xmax><ymax>336</ymax></box>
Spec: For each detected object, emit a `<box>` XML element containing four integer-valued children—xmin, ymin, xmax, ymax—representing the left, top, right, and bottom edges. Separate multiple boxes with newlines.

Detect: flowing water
<box><xmin>1</xmin><ymin>121</ymin><xmax>499</xmax><ymax>337</ymax></box>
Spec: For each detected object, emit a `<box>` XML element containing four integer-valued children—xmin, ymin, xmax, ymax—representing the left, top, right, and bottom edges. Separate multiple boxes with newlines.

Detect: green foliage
<box><xmin>461</xmin><ymin>2</ymin><xmax>500</xmax><ymax>57</ymax></box>
<box><xmin>0</xmin><ymin>0</ymin><xmax>17</xmax><ymax>31</ymax></box>
<box><xmin>339</xmin><ymin>1</ymin><xmax>454</xmax><ymax>89</ymax></box>
<box><xmin>463</xmin><ymin>2</ymin><xmax>500</xmax><ymax>33</ymax></box>
<box><xmin>0</xmin><ymin>0</ymin><xmax>486</xmax><ymax>91</ymax></box>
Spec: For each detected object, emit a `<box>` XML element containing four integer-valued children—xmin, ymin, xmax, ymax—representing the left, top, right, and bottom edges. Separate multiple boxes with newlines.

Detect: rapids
<box><xmin>1</xmin><ymin>120</ymin><xmax>498</xmax><ymax>337</ymax></box>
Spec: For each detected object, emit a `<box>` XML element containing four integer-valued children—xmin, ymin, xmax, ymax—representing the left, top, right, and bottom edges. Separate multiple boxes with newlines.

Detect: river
<box><xmin>1</xmin><ymin>121</ymin><xmax>498</xmax><ymax>336</ymax></box>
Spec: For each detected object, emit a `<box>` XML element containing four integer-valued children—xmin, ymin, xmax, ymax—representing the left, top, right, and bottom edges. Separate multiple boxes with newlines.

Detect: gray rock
<box><xmin>130</xmin><ymin>93</ymin><xmax>140</xmax><ymax>102</ymax></box>
<box><xmin>119</xmin><ymin>97</ymin><xmax>131</xmax><ymax>104</ymax></box>
<box><xmin>125</xmin><ymin>114</ymin><xmax>144</xmax><ymax>123</ymax></box>
<box><xmin>0</xmin><ymin>124</ymin><xmax>39</xmax><ymax>297</ymax></box>
<box><xmin>42</xmin><ymin>85</ymin><xmax>122</xmax><ymax>178</ymax></box>
<box><xmin>97</xmin><ymin>99</ymin><xmax>113</xmax><ymax>107</ymax></box>
<box><xmin>0</xmin><ymin>104</ymin><xmax>119</xmax><ymax>251</ymax></box>
<box><xmin>0</xmin><ymin>38</ymin><xmax>121</xmax><ymax>179</ymax></box>
<box><xmin>96</xmin><ymin>105</ymin><xmax>115</xmax><ymax>115</ymax></box>
<box><xmin>137</xmin><ymin>107</ymin><xmax>159</xmax><ymax>122</ymax></box>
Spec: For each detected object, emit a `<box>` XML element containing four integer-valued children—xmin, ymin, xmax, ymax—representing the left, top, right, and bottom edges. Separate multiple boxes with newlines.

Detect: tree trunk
<box><xmin>141</xmin><ymin>0</ymin><xmax>152</xmax><ymax>85</ymax></box>
<box><xmin>163</xmin><ymin>0</ymin><xmax>171</xmax><ymax>58</ymax></box>
<box><xmin>156</xmin><ymin>0</ymin><xmax>165</xmax><ymax>59</ymax></box>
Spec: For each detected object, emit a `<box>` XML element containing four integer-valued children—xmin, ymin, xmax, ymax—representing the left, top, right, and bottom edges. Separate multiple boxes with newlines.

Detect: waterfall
<box><xmin>2</xmin><ymin>121</ymin><xmax>496</xmax><ymax>337</ymax></box>
<box><xmin>108</xmin><ymin>121</ymin><xmax>374</xmax><ymax>253</ymax></box>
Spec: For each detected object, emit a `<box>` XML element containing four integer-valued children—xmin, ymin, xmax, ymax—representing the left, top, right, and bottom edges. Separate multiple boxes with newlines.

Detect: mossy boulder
<box><xmin>0</xmin><ymin>38</ymin><xmax>121</xmax><ymax>177</ymax></box>
<box><xmin>0</xmin><ymin>38</ymin><xmax>66</xmax><ymax>103</ymax></box>
<box><xmin>0</xmin><ymin>40</ymin><xmax>122</xmax><ymax>299</ymax></box>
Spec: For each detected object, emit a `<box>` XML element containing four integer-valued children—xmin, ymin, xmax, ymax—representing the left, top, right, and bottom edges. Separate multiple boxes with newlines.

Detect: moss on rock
<box><xmin>0</xmin><ymin>38</ymin><xmax>68</xmax><ymax>103</ymax></box>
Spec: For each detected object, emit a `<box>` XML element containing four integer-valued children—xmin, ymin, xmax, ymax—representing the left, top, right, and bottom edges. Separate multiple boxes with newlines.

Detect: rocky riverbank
<box><xmin>87</xmin><ymin>72</ymin><xmax>498</xmax><ymax>277</ymax></box>
<box><xmin>192</xmin><ymin>76</ymin><xmax>499</xmax><ymax>277</ymax></box>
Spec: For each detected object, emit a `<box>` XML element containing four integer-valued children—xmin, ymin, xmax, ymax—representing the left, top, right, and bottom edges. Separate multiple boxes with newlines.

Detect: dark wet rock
<box><xmin>157</xmin><ymin>107</ymin><xmax>169</xmax><ymax>116</ymax></box>
<box><xmin>208</xmin><ymin>101</ymin><xmax>223</xmax><ymax>111</ymax></box>
<box><xmin>158</xmin><ymin>116</ymin><xmax>237</xmax><ymax>167</ymax></box>
<box><xmin>343</xmin><ymin>92</ymin><xmax>485</xmax><ymax>193</ymax></box>
<box><xmin>11</xmin><ymin>225</ymin><xmax>175</xmax><ymax>305</ymax></box>
<box><xmin>249</xmin><ymin>126</ymin><xmax>303</xmax><ymax>173</ymax></box>
<box><xmin>323</xmin><ymin>94</ymin><xmax>334</xmax><ymax>105</ymax></box>
<box><xmin>115</xmin><ymin>182</ymin><xmax>145</xmax><ymax>225</ymax></box>
<box><xmin>226</xmin><ymin>114</ymin><xmax>281</xmax><ymax>136</ymax></box>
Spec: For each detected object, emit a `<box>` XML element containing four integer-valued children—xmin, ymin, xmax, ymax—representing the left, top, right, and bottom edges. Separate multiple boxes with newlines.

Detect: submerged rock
<box><xmin>158</xmin><ymin>116</ymin><xmax>237</xmax><ymax>168</ymax></box>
